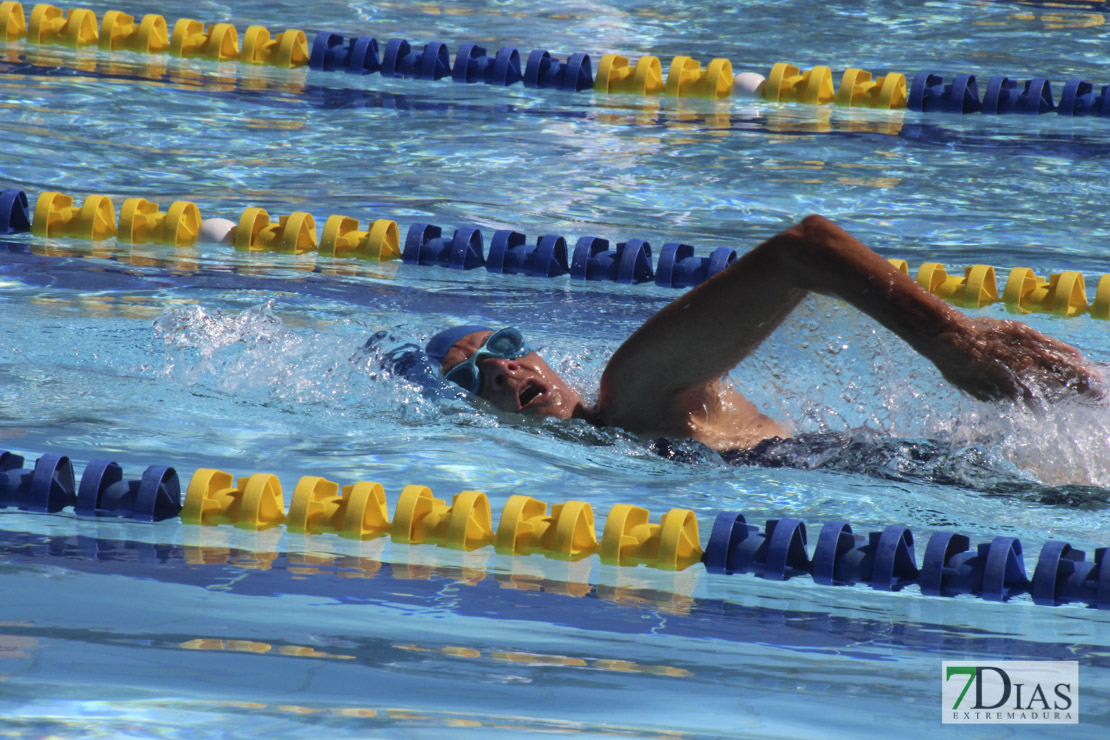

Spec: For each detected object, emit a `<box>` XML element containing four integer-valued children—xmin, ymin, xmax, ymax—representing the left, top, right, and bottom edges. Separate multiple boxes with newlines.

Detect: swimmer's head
<box><xmin>426</xmin><ymin>325</ymin><xmax>584</xmax><ymax>419</ymax></box>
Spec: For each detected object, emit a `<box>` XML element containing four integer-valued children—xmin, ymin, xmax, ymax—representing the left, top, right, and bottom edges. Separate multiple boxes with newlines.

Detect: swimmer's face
<box><xmin>441</xmin><ymin>331</ymin><xmax>583</xmax><ymax>419</ymax></box>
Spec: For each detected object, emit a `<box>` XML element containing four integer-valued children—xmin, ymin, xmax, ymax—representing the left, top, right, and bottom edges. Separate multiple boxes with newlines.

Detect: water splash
<box><xmin>741</xmin><ymin>298</ymin><xmax>1110</xmax><ymax>493</ymax></box>
<box><xmin>151</xmin><ymin>302</ymin><xmax>418</xmax><ymax>417</ymax></box>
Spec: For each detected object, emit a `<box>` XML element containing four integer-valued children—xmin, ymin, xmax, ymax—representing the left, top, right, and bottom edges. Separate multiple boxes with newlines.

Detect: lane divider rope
<box><xmin>4</xmin><ymin>186</ymin><xmax>1109</xmax><ymax>318</ymax></box>
<box><xmin>2</xmin><ymin>2</ymin><xmax>1110</xmax><ymax>117</ymax></box>
<box><xmin>0</xmin><ymin>449</ymin><xmax>1106</xmax><ymax>609</ymax></box>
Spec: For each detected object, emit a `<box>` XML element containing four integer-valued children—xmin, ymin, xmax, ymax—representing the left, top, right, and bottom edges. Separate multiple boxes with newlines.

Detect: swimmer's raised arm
<box><xmin>598</xmin><ymin>215</ymin><xmax>1098</xmax><ymax>436</ymax></box>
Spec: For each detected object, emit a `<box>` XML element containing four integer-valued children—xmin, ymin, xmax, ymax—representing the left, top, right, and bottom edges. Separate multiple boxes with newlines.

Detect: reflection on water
<box><xmin>2</xmin><ymin>516</ymin><xmax>1107</xmax><ymax>736</ymax></box>
<box><xmin>2</xmin><ymin>524</ymin><xmax>1107</xmax><ymax>662</ymax></box>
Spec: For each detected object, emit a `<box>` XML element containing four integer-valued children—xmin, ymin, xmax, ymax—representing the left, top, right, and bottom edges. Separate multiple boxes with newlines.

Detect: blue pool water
<box><xmin>2</xmin><ymin>0</ymin><xmax>1110</xmax><ymax>736</ymax></box>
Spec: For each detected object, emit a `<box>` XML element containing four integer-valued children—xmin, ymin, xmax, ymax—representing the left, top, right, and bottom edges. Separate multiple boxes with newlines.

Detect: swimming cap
<box><xmin>425</xmin><ymin>325</ymin><xmax>492</xmax><ymax>370</ymax></box>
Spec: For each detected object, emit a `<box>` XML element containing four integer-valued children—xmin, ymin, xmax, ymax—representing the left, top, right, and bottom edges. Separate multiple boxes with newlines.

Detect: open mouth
<box><xmin>519</xmin><ymin>381</ymin><xmax>544</xmax><ymax>409</ymax></box>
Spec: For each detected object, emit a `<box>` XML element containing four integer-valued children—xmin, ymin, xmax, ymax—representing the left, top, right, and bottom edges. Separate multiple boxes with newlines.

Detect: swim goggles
<box><xmin>442</xmin><ymin>327</ymin><xmax>532</xmax><ymax>394</ymax></box>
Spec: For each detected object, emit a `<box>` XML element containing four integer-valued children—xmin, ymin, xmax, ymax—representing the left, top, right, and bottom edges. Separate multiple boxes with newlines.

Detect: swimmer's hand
<box><xmin>935</xmin><ymin>318</ymin><xmax>1101</xmax><ymax>402</ymax></box>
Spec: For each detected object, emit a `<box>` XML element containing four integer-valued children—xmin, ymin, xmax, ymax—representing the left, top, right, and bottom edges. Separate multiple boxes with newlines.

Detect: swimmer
<box><xmin>426</xmin><ymin>215</ymin><xmax>1100</xmax><ymax>452</ymax></box>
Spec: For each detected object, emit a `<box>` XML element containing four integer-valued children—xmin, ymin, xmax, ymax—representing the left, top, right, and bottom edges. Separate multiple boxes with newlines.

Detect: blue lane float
<box><xmin>655</xmin><ymin>243</ymin><xmax>736</xmax><ymax>289</ymax></box>
<box><xmin>908</xmin><ymin>72</ymin><xmax>982</xmax><ymax>114</ymax></box>
<box><xmin>381</xmin><ymin>39</ymin><xmax>452</xmax><ymax>81</ymax></box>
<box><xmin>1</xmin><ymin>188</ymin><xmax>30</xmax><ymax>234</ymax></box>
<box><xmin>910</xmin><ymin>71</ymin><xmax>1110</xmax><ymax>118</ymax></box>
<box><xmin>1033</xmin><ymin>541</ymin><xmax>1110</xmax><ymax>608</ymax></box>
<box><xmin>703</xmin><ymin>509</ymin><xmax>1108</xmax><ymax>609</ymax></box>
<box><xmin>486</xmin><ymin>230</ymin><xmax>569</xmax><ymax>277</ymax></box>
<box><xmin>0</xmin><ymin>451</ymin><xmax>76</xmax><ymax>513</ymax></box>
<box><xmin>812</xmin><ymin>522</ymin><xmax>919</xmax><ymax>591</ymax></box>
<box><xmin>570</xmin><ymin>236</ymin><xmax>654</xmax><ymax>283</ymax></box>
<box><xmin>75</xmin><ymin>460</ymin><xmax>182</xmax><ymax>522</ymax></box>
<box><xmin>304</xmin><ymin>32</ymin><xmax>594</xmax><ymax>89</ymax></box>
<box><xmin>398</xmin><ymin>222</ymin><xmax>666</xmax><ymax>285</ymax></box>
<box><xmin>982</xmin><ymin>77</ymin><xmax>1055</xmax><ymax>115</ymax></box>
<box><xmin>402</xmin><ymin>223</ymin><xmax>486</xmax><ymax>269</ymax></box>
<box><xmin>523</xmin><ymin>50</ymin><xmax>593</xmax><ymax>91</ymax></box>
<box><xmin>452</xmin><ymin>44</ymin><xmax>523</xmax><ymax>86</ymax></box>
<box><xmin>920</xmin><ymin>532</ymin><xmax>1030</xmax><ymax>601</ymax></box>
<box><xmin>1058</xmin><ymin>80</ymin><xmax>1110</xmax><ymax>117</ymax></box>
<box><xmin>704</xmin><ymin>513</ymin><xmax>811</xmax><ymax>581</ymax></box>
<box><xmin>308</xmin><ymin>32</ymin><xmax>381</xmax><ymax>74</ymax></box>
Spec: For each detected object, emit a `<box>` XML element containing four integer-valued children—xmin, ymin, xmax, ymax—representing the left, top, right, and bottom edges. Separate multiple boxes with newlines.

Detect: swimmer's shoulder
<box><xmin>592</xmin><ymin>379</ymin><xmax>789</xmax><ymax>451</ymax></box>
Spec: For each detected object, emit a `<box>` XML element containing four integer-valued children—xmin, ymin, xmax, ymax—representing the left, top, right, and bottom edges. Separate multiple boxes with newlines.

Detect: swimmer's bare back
<box><xmin>598</xmin><ymin>215</ymin><xmax>1100</xmax><ymax>451</ymax></box>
